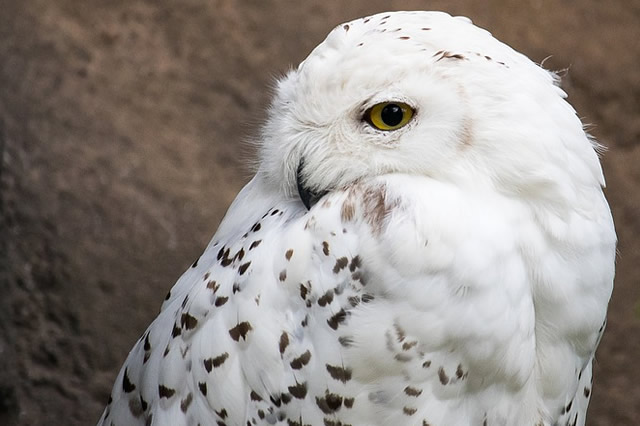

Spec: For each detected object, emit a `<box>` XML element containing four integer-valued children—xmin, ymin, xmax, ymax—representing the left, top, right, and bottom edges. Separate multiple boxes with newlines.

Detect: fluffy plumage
<box><xmin>99</xmin><ymin>11</ymin><xmax>615</xmax><ymax>426</ymax></box>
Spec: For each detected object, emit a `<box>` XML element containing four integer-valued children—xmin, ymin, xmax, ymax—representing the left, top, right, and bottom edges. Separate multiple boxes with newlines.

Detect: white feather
<box><xmin>99</xmin><ymin>11</ymin><xmax>615</xmax><ymax>426</ymax></box>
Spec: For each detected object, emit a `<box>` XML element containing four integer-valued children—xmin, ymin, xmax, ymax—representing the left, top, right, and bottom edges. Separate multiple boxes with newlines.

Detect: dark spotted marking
<box><xmin>129</xmin><ymin>397</ymin><xmax>144</xmax><ymax>417</ymax></box>
<box><xmin>158</xmin><ymin>385</ymin><xmax>176</xmax><ymax>399</ymax></box>
<box><xmin>352</xmin><ymin>271</ymin><xmax>367</xmax><ymax>286</ymax></box>
<box><xmin>281</xmin><ymin>393</ymin><xmax>292</xmax><ymax>404</ymax></box>
<box><xmin>565</xmin><ymin>399</ymin><xmax>573</xmax><ymax>412</ymax></box>
<box><xmin>584</xmin><ymin>387</ymin><xmax>591</xmax><ymax>398</ymax></box>
<box><xmin>181</xmin><ymin>312</ymin><xmax>198</xmax><ymax>330</ymax></box>
<box><xmin>140</xmin><ymin>394</ymin><xmax>148</xmax><ymax>411</ymax></box>
<box><xmin>221</xmin><ymin>258</ymin><xmax>233</xmax><ymax>267</ymax></box>
<box><xmin>123</xmin><ymin>367</ymin><xmax>136</xmax><ymax>392</ymax></box>
<box><xmin>300</xmin><ymin>284</ymin><xmax>309</xmax><ymax>300</ymax></box>
<box><xmin>327</xmin><ymin>309</ymin><xmax>347</xmax><ymax>330</ymax></box>
<box><xmin>361</xmin><ymin>293</ymin><xmax>374</xmax><ymax>303</ymax></box>
<box><xmin>234</xmin><ymin>248</ymin><xmax>245</xmax><ymax>262</ymax></box>
<box><xmin>403</xmin><ymin>407</ymin><xmax>417</xmax><ymax>416</ymax></box>
<box><xmin>180</xmin><ymin>345</ymin><xmax>189</xmax><ymax>358</ymax></box>
<box><xmin>339</xmin><ymin>336</ymin><xmax>354</xmax><ymax>347</ymax></box>
<box><xmin>402</xmin><ymin>341</ymin><xmax>417</xmax><ymax>350</ymax></box>
<box><xmin>341</xmin><ymin>199</ymin><xmax>356</xmax><ymax>221</ymax></box>
<box><xmin>204</xmin><ymin>352</ymin><xmax>229</xmax><ymax>372</ymax></box>
<box><xmin>348</xmin><ymin>296</ymin><xmax>360</xmax><ymax>307</ymax></box>
<box><xmin>191</xmin><ymin>257</ymin><xmax>200</xmax><ymax>268</ymax></box>
<box><xmin>181</xmin><ymin>295</ymin><xmax>189</xmax><ymax>308</ymax></box>
<box><xmin>164</xmin><ymin>290</ymin><xmax>171</xmax><ymax>300</ymax></box>
<box><xmin>333</xmin><ymin>257</ymin><xmax>349</xmax><ymax>273</ymax></box>
<box><xmin>270</xmin><ymin>395</ymin><xmax>282</xmax><ymax>407</ymax></box>
<box><xmin>349</xmin><ymin>256</ymin><xmax>361</xmax><ymax>272</ymax></box>
<box><xmin>258</xmin><ymin>409</ymin><xmax>265</xmax><ymax>419</ymax></box>
<box><xmin>569</xmin><ymin>413</ymin><xmax>578</xmax><ymax>426</ymax></box>
<box><xmin>437</xmin><ymin>51</ymin><xmax>466</xmax><ymax>61</ymax></box>
<box><xmin>322</xmin><ymin>241</ymin><xmax>330</xmax><ymax>256</ymax></box>
<box><xmin>217</xmin><ymin>247</ymin><xmax>225</xmax><ymax>260</ymax></box>
<box><xmin>215</xmin><ymin>296</ymin><xmax>229</xmax><ymax>307</ymax></box>
<box><xmin>344</xmin><ymin>397</ymin><xmax>354</xmax><ymax>408</ymax></box>
<box><xmin>143</xmin><ymin>333</ymin><xmax>151</xmax><ymax>351</ymax></box>
<box><xmin>318</xmin><ymin>289</ymin><xmax>334</xmax><ymax>306</ymax></box>
<box><xmin>326</xmin><ymin>364</ymin><xmax>352</xmax><ymax>383</ymax></box>
<box><xmin>301</xmin><ymin>314</ymin><xmax>309</xmax><ymax>327</ymax></box>
<box><xmin>422</xmin><ymin>360</ymin><xmax>431</xmax><ymax>368</ymax></box>
<box><xmin>316</xmin><ymin>392</ymin><xmax>343</xmax><ymax>414</ymax></box>
<box><xmin>456</xmin><ymin>364</ymin><xmax>466</xmax><ymax>379</ymax></box>
<box><xmin>250</xmin><ymin>390</ymin><xmax>263</xmax><ymax>401</ymax></box>
<box><xmin>285</xmin><ymin>249</ymin><xmax>294</xmax><ymax>260</ymax></box>
<box><xmin>399</xmin><ymin>36</ymin><xmax>410</xmax><ymax>40</ymax></box>
<box><xmin>180</xmin><ymin>393</ymin><xmax>193</xmax><ymax>413</ymax></box>
<box><xmin>422</xmin><ymin>27</ymin><xmax>431</xmax><ymax>30</ymax></box>
<box><xmin>288</xmin><ymin>382</ymin><xmax>308</xmax><ymax>399</ymax></box>
<box><xmin>404</xmin><ymin>386</ymin><xmax>422</xmax><ymax>397</ymax></box>
<box><xmin>163</xmin><ymin>345</ymin><xmax>170</xmax><ymax>357</ymax></box>
<box><xmin>287</xmin><ymin>418</ymin><xmax>306</xmax><ymax>426</ymax></box>
<box><xmin>357</xmin><ymin>42</ymin><xmax>364</xmax><ymax>47</ymax></box>
<box><xmin>207</xmin><ymin>280</ymin><xmax>220</xmax><ymax>292</ymax></box>
<box><xmin>215</xmin><ymin>408</ymin><xmax>228</xmax><ymax>419</ymax></box>
<box><xmin>323</xmin><ymin>420</ymin><xmax>350</xmax><ymax>426</ymax></box>
<box><xmin>394</xmin><ymin>323</ymin><xmax>406</xmax><ymax>341</ymax></box>
<box><xmin>290</xmin><ymin>350</ymin><xmax>311</xmax><ymax>369</ymax></box>
<box><xmin>198</xmin><ymin>382</ymin><xmax>207</xmax><ymax>396</ymax></box>
<box><xmin>343</xmin><ymin>24</ymin><xmax>350</xmax><ymax>31</ymax></box>
<box><xmin>238</xmin><ymin>261</ymin><xmax>251</xmax><ymax>275</ymax></box>
<box><xmin>279</xmin><ymin>270</ymin><xmax>287</xmax><ymax>281</ymax></box>
<box><xmin>233</xmin><ymin>282</ymin><xmax>241</xmax><ymax>293</ymax></box>
<box><xmin>279</xmin><ymin>332</ymin><xmax>289</xmax><ymax>355</ymax></box>
<box><xmin>249</xmin><ymin>240</ymin><xmax>262</xmax><ymax>250</ymax></box>
<box><xmin>251</xmin><ymin>222</ymin><xmax>261</xmax><ymax>232</ymax></box>
<box><xmin>270</xmin><ymin>209</ymin><xmax>280</xmax><ymax>215</ymax></box>
<box><xmin>229</xmin><ymin>321</ymin><xmax>253</xmax><ymax>341</ymax></box>
<box><xmin>438</xmin><ymin>367</ymin><xmax>449</xmax><ymax>385</ymax></box>
<box><xmin>203</xmin><ymin>272</ymin><xmax>210</xmax><ymax>280</ymax></box>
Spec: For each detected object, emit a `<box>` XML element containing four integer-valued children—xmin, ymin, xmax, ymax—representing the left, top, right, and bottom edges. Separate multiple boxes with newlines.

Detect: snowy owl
<box><xmin>99</xmin><ymin>11</ymin><xmax>616</xmax><ymax>426</ymax></box>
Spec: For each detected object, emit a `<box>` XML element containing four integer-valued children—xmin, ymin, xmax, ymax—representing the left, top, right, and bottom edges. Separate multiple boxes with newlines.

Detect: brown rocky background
<box><xmin>0</xmin><ymin>1</ymin><xmax>638</xmax><ymax>425</ymax></box>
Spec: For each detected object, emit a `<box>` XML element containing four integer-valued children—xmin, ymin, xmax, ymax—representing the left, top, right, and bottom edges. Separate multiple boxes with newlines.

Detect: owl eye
<box><xmin>365</xmin><ymin>102</ymin><xmax>414</xmax><ymax>131</ymax></box>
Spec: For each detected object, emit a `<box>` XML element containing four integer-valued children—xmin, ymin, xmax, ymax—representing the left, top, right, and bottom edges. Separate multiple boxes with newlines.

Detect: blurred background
<box><xmin>0</xmin><ymin>1</ymin><xmax>638</xmax><ymax>425</ymax></box>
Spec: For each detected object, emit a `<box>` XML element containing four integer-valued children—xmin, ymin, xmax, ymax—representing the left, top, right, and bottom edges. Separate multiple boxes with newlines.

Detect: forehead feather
<box><xmin>289</xmin><ymin>11</ymin><xmax>539</xmax><ymax>100</ymax></box>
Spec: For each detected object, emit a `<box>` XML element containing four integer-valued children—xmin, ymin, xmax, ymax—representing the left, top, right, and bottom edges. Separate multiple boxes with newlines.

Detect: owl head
<box><xmin>256</xmin><ymin>11</ymin><xmax>605</xmax><ymax>211</ymax></box>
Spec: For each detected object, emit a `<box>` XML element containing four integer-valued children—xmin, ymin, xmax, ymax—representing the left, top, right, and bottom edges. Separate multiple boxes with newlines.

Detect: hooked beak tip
<box><xmin>296</xmin><ymin>161</ymin><xmax>326</xmax><ymax>210</ymax></box>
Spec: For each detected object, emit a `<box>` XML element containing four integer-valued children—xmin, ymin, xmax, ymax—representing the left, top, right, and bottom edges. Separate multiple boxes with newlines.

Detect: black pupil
<box><xmin>380</xmin><ymin>104</ymin><xmax>404</xmax><ymax>127</ymax></box>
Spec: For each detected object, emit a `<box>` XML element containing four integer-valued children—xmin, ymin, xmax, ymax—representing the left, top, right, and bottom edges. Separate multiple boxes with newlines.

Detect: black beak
<box><xmin>296</xmin><ymin>160</ymin><xmax>327</xmax><ymax>210</ymax></box>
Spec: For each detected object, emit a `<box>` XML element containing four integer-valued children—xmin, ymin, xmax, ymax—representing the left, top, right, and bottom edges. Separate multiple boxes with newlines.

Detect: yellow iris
<box><xmin>365</xmin><ymin>102</ymin><xmax>414</xmax><ymax>131</ymax></box>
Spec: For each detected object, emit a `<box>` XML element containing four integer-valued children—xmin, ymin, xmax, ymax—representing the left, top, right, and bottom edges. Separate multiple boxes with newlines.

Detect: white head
<box><xmin>256</xmin><ymin>11</ymin><xmax>605</xmax><ymax>210</ymax></box>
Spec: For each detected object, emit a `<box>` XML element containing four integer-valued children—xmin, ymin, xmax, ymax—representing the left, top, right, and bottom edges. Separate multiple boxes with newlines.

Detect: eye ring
<box><xmin>364</xmin><ymin>102</ymin><xmax>414</xmax><ymax>131</ymax></box>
